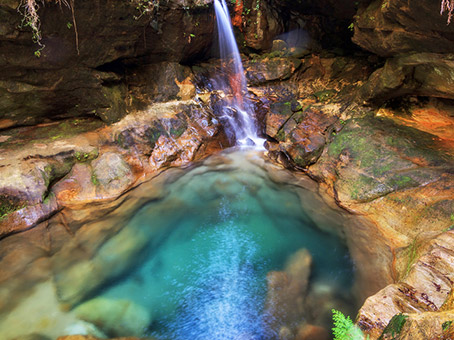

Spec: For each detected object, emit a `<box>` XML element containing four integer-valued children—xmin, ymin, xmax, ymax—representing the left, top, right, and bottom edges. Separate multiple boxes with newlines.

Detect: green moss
<box><xmin>91</xmin><ymin>173</ymin><xmax>99</xmax><ymax>186</ymax></box>
<box><xmin>313</xmin><ymin>89</ymin><xmax>337</xmax><ymax>103</ymax></box>
<box><xmin>387</xmin><ymin>175</ymin><xmax>418</xmax><ymax>191</ymax></box>
<box><xmin>75</xmin><ymin>152</ymin><xmax>90</xmax><ymax>162</ymax></box>
<box><xmin>0</xmin><ymin>195</ymin><xmax>26</xmax><ymax>220</ymax></box>
<box><xmin>378</xmin><ymin>314</ymin><xmax>408</xmax><ymax>340</ymax></box>
<box><xmin>170</xmin><ymin>125</ymin><xmax>187</xmax><ymax>138</ymax></box>
<box><xmin>404</xmin><ymin>238</ymin><xmax>420</xmax><ymax>278</ymax></box>
<box><xmin>74</xmin><ymin>149</ymin><xmax>98</xmax><ymax>163</ymax></box>
<box><xmin>443</xmin><ymin>321</ymin><xmax>453</xmax><ymax>331</ymax></box>
<box><xmin>349</xmin><ymin>174</ymin><xmax>377</xmax><ymax>200</ymax></box>
<box><xmin>275</xmin><ymin>129</ymin><xmax>286</xmax><ymax>142</ymax></box>
<box><xmin>373</xmin><ymin>162</ymin><xmax>393</xmax><ymax>176</ymax></box>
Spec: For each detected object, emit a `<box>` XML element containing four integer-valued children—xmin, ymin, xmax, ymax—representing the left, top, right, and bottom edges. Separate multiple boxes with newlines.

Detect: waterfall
<box><xmin>214</xmin><ymin>0</ymin><xmax>265</xmax><ymax>148</ymax></box>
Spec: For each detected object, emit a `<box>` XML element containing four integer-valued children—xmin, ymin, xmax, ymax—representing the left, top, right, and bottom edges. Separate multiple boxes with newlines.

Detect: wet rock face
<box><xmin>310</xmin><ymin>115</ymin><xmax>452</xmax><ymax>208</ymax></box>
<box><xmin>0</xmin><ymin>0</ymin><xmax>214</xmax><ymax>128</ymax></box>
<box><xmin>352</xmin><ymin>0</ymin><xmax>454</xmax><ymax>56</ymax></box>
<box><xmin>264</xmin><ymin>101</ymin><xmax>337</xmax><ymax>169</ymax></box>
<box><xmin>0</xmin><ymin>98</ymin><xmax>222</xmax><ymax>240</ymax></box>
<box><xmin>235</xmin><ymin>0</ymin><xmax>284</xmax><ymax>51</ymax></box>
<box><xmin>306</xmin><ymin>113</ymin><xmax>454</xmax><ymax>301</ymax></box>
<box><xmin>244</xmin><ymin>56</ymin><xmax>302</xmax><ymax>85</ymax></box>
<box><xmin>127</xmin><ymin>62</ymin><xmax>196</xmax><ymax>106</ymax></box>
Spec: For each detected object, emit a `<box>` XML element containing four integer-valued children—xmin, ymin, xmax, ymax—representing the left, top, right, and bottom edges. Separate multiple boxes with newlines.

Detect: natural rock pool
<box><xmin>0</xmin><ymin>149</ymin><xmax>358</xmax><ymax>340</ymax></box>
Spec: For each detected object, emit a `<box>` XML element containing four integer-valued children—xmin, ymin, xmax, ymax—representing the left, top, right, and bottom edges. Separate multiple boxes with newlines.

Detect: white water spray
<box><xmin>214</xmin><ymin>0</ymin><xmax>265</xmax><ymax>148</ymax></box>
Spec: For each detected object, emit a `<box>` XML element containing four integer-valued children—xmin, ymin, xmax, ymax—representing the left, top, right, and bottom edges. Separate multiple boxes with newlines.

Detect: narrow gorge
<box><xmin>0</xmin><ymin>0</ymin><xmax>453</xmax><ymax>339</ymax></box>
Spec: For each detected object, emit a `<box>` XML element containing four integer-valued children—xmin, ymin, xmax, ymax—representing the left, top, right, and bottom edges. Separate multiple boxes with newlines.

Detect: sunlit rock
<box><xmin>52</xmin><ymin>164</ymin><xmax>98</xmax><ymax>205</ymax></box>
<box><xmin>92</xmin><ymin>152</ymin><xmax>134</xmax><ymax>197</ymax></box>
<box><xmin>244</xmin><ymin>57</ymin><xmax>302</xmax><ymax>86</ymax></box>
<box><xmin>74</xmin><ymin>297</ymin><xmax>151</xmax><ymax>337</ymax></box>
<box><xmin>357</xmin><ymin>231</ymin><xmax>454</xmax><ymax>339</ymax></box>
<box><xmin>266</xmin><ymin>104</ymin><xmax>337</xmax><ymax>169</ymax></box>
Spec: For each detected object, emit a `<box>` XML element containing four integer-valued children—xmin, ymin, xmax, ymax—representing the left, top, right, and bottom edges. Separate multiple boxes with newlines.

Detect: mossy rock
<box><xmin>0</xmin><ymin>195</ymin><xmax>26</xmax><ymax>220</ymax></box>
<box><xmin>378</xmin><ymin>313</ymin><xmax>408</xmax><ymax>340</ymax></box>
<box><xmin>322</xmin><ymin>114</ymin><xmax>453</xmax><ymax>202</ymax></box>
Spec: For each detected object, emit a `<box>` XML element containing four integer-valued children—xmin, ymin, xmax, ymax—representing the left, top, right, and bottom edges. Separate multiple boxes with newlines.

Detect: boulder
<box><xmin>74</xmin><ymin>298</ymin><xmax>151</xmax><ymax>337</ymax></box>
<box><xmin>263</xmin><ymin>249</ymin><xmax>312</xmax><ymax>335</ymax></box>
<box><xmin>295</xmin><ymin>324</ymin><xmax>330</xmax><ymax>340</ymax></box>
<box><xmin>359</xmin><ymin>53</ymin><xmax>454</xmax><ymax>104</ymax></box>
<box><xmin>92</xmin><ymin>152</ymin><xmax>134</xmax><ymax>198</ymax></box>
<box><xmin>244</xmin><ymin>57</ymin><xmax>301</xmax><ymax>85</ymax></box>
<box><xmin>265</xmin><ymin>103</ymin><xmax>337</xmax><ymax>169</ymax></box>
<box><xmin>357</xmin><ymin>231</ymin><xmax>454</xmax><ymax>339</ymax></box>
<box><xmin>392</xmin><ymin>311</ymin><xmax>454</xmax><ymax>340</ymax></box>
<box><xmin>309</xmin><ymin>114</ymin><xmax>454</xmax><ymax>299</ymax></box>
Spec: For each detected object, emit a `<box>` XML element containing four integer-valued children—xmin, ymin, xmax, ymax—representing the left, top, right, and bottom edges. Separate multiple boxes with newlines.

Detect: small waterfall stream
<box><xmin>214</xmin><ymin>0</ymin><xmax>264</xmax><ymax>147</ymax></box>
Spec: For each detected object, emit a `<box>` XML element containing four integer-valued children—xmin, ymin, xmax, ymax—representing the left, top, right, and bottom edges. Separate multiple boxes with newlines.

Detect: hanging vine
<box><xmin>441</xmin><ymin>0</ymin><xmax>454</xmax><ymax>24</ymax></box>
<box><xmin>18</xmin><ymin>0</ymin><xmax>79</xmax><ymax>56</ymax></box>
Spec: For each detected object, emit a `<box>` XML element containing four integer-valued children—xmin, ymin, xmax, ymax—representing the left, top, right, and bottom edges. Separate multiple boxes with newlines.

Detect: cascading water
<box><xmin>214</xmin><ymin>0</ymin><xmax>265</xmax><ymax>147</ymax></box>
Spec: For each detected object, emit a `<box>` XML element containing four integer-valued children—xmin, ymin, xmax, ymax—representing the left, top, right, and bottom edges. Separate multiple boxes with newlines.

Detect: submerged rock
<box><xmin>295</xmin><ymin>324</ymin><xmax>330</xmax><ymax>340</ymax></box>
<box><xmin>264</xmin><ymin>248</ymin><xmax>312</xmax><ymax>336</ymax></box>
<box><xmin>74</xmin><ymin>298</ymin><xmax>151</xmax><ymax>337</ymax></box>
<box><xmin>10</xmin><ymin>334</ymin><xmax>51</xmax><ymax>340</ymax></box>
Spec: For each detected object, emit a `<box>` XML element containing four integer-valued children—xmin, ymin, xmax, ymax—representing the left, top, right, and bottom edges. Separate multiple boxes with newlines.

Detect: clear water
<box><xmin>214</xmin><ymin>0</ymin><xmax>264</xmax><ymax>147</ymax></box>
<box><xmin>96</xmin><ymin>149</ymin><xmax>355</xmax><ymax>339</ymax></box>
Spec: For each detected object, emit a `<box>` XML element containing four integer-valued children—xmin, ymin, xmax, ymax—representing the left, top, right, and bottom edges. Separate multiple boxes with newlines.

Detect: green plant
<box><xmin>404</xmin><ymin>237</ymin><xmax>420</xmax><ymax>277</ymax></box>
<box><xmin>378</xmin><ymin>314</ymin><xmax>408</xmax><ymax>339</ymax></box>
<box><xmin>348</xmin><ymin>22</ymin><xmax>354</xmax><ymax>31</ymax></box>
<box><xmin>443</xmin><ymin>321</ymin><xmax>453</xmax><ymax>331</ymax></box>
<box><xmin>91</xmin><ymin>173</ymin><xmax>99</xmax><ymax>185</ymax></box>
<box><xmin>332</xmin><ymin>309</ymin><xmax>366</xmax><ymax>340</ymax></box>
<box><xmin>133</xmin><ymin>0</ymin><xmax>160</xmax><ymax>19</ymax></box>
<box><xmin>18</xmin><ymin>0</ymin><xmax>79</xmax><ymax>55</ymax></box>
<box><xmin>74</xmin><ymin>151</ymin><xmax>90</xmax><ymax>162</ymax></box>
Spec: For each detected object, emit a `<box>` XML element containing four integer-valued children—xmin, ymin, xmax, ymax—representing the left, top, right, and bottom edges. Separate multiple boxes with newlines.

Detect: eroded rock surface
<box><xmin>352</xmin><ymin>0</ymin><xmax>454</xmax><ymax>56</ymax></box>
<box><xmin>0</xmin><ymin>0</ymin><xmax>214</xmax><ymax>127</ymax></box>
<box><xmin>359</xmin><ymin>53</ymin><xmax>454</xmax><ymax>104</ymax></box>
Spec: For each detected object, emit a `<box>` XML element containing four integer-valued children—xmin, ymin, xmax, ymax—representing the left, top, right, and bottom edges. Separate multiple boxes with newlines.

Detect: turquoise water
<box><xmin>99</xmin><ymin>150</ymin><xmax>355</xmax><ymax>339</ymax></box>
